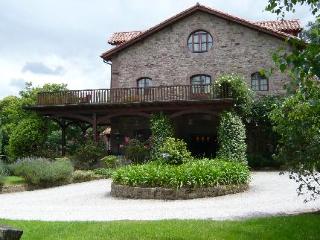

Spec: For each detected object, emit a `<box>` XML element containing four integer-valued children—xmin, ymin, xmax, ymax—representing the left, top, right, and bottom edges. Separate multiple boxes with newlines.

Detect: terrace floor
<box><xmin>0</xmin><ymin>172</ymin><xmax>319</xmax><ymax>221</ymax></box>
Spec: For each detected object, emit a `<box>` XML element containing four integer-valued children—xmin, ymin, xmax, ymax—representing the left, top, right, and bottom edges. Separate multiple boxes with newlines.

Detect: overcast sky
<box><xmin>0</xmin><ymin>0</ymin><xmax>315</xmax><ymax>99</ymax></box>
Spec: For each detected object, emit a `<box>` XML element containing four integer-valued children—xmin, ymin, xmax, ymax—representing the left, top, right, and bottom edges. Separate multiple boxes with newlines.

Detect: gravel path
<box><xmin>0</xmin><ymin>172</ymin><xmax>319</xmax><ymax>221</ymax></box>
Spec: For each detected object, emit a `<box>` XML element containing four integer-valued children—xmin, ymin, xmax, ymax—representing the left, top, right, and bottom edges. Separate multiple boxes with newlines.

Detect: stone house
<box><xmin>30</xmin><ymin>4</ymin><xmax>302</xmax><ymax>156</ymax></box>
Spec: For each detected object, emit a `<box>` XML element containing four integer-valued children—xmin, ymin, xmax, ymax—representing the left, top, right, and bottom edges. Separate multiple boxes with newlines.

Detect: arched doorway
<box><xmin>172</xmin><ymin>113</ymin><xmax>219</xmax><ymax>157</ymax></box>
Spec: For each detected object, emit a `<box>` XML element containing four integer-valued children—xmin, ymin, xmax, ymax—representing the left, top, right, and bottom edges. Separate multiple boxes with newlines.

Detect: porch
<box><xmin>28</xmin><ymin>84</ymin><xmax>234</xmax><ymax>156</ymax></box>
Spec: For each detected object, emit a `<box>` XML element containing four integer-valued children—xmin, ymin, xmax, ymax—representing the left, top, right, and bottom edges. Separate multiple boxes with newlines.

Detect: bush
<box><xmin>10</xmin><ymin>157</ymin><xmax>74</xmax><ymax>187</ymax></box>
<box><xmin>7</xmin><ymin>117</ymin><xmax>47</xmax><ymax>159</ymax></box>
<box><xmin>214</xmin><ymin>74</ymin><xmax>254</xmax><ymax>117</ymax></box>
<box><xmin>124</xmin><ymin>139</ymin><xmax>150</xmax><ymax>164</ymax></box>
<box><xmin>72</xmin><ymin>141</ymin><xmax>106</xmax><ymax>169</ymax></box>
<box><xmin>217</xmin><ymin>111</ymin><xmax>247</xmax><ymax>163</ymax></box>
<box><xmin>150</xmin><ymin>113</ymin><xmax>174</xmax><ymax>159</ymax></box>
<box><xmin>0</xmin><ymin>160</ymin><xmax>9</xmax><ymax>176</ymax></box>
<box><xmin>112</xmin><ymin>159</ymin><xmax>250</xmax><ymax>188</ymax></box>
<box><xmin>72</xmin><ymin>170</ymin><xmax>101</xmax><ymax>183</ymax></box>
<box><xmin>101</xmin><ymin>155</ymin><xmax>119</xmax><ymax>168</ymax></box>
<box><xmin>158</xmin><ymin>137</ymin><xmax>192</xmax><ymax>165</ymax></box>
<box><xmin>93</xmin><ymin>168</ymin><xmax>114</xmax><ymax>179</ymax></box>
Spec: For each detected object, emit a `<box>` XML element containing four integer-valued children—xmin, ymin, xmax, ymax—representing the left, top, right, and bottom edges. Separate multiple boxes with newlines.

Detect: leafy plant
<box><xmin>10</xmin><ymin>157</ymin><xmax>74</xmax><ymax>187</ymax></box>
<box><xmin>124</xmin><ymin>139</ymin><xmax>150</xmax><ymax>164</ymax></box>
<box><xmin>112</xmin><ymin>159</ymin><xmax>250</xmax><ymax>188</ymax></box>
<box><xmin>101</xmin><ymin>155</ymin><xmax>119</xmax><ymax>168</ymax></box>
<box><xmin>72</xmin><ymin>141</ymin><xmax>106</xmax><ymax>169</ymax></box>
<box><xmin>158</xmin><ymin>137</ymin><xmax>192</xmax><ymax>165</ymax></box>
<box><xmin>217</xmin><ymin>111</ymin><xmax>247</xmax><ymax>163</ymax></box>
<box><xmin>214</xmin><ymin>74</ymin><xmax>254</xmax><ymax>117</ymax></box>
<box><xmin>150</xmin><ymin>113</ymin><xmax>174</xmax><ymax>160</ymax></box>
<box><xmin>93</xmin><ymin>168</ymin><xmax>114</xmax><ymax>179</ymax></box>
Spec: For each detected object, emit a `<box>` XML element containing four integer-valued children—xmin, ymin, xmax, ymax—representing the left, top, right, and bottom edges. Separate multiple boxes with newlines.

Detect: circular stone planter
<box><xmin>111</xmin><ymin>182</ymin><xmax>249</xmax><ymax>200</ymax></box>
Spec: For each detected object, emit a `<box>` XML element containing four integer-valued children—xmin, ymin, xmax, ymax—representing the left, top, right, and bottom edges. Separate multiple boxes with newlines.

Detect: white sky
<box><xmin>0</xmin><ymin>0</ymin><xmax>315</xmax><ymax>99</ymax></box>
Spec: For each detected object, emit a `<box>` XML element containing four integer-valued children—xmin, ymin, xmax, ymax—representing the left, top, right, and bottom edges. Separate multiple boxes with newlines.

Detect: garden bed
<box><xmin>111</xmin><ymin>182</ymin><xmax>248</xmax><ymax>200</ymax></box>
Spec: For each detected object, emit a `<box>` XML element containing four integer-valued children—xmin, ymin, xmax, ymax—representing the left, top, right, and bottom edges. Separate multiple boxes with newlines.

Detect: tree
<box><xmin>266</xmin><ymin>0</ymin><xmax>320</xmax><ymax>200</ymax></box>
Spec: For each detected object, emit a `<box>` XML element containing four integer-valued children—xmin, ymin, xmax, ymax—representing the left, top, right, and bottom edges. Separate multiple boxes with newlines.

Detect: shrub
<box><xmin>158</xmin><ymin>137</ymin><xmax>192</xmax><ymax>165</ymax></box>
<box><xmin>72</xmin><ymin>141</ymin><xmax>106</xmax><ymax>169</ymax></box>
<box><xmin>101</xmin><ymin>155</ymin><xmax>119</xmax><ymax>168</ymax></box>
<box><xmin>0</xmin><ymin>160</ymin><xmax>9</xmax><ymax>176</ymax></box>
<box><xmin>7</xmin><ymin>117</ymin><xmax>47</xmax><ymax>159</ymax></box>
<box><xmin>124</xmin><ymin>139</ymin><xmax>150</xmax><ymax>164</ymax></box>
<box><xmin>214</xmin><ymin>74</ymin><xmax>254</xmax><ymax>117</ymax></box>
<box><xmin>93</xmin><ymin>168</ymin><xmax>114</xmax><ymax>179</ymax></box>
<box><xmin>217</xmin><ymin>111</ymin><xmax>247</xmax><ymax>163</ymax></box>
<box><xmin>72</xmin><ymin>170</ymin><xmax>101</xmax><ymax>183</ymax></box>
<box><xmin>10</xmin><ymin>157</ymin><xmax>74</xmax><ymax>187</ymax></box>
<box><xmin>150</xmin><ymin>113</ymin><xmax>174</xmax><ymax>159</ymax></box>
<box><xmin>112</xmin><ymin>159</ymin><xmax>250</xmax><ymax>188</ymax></box>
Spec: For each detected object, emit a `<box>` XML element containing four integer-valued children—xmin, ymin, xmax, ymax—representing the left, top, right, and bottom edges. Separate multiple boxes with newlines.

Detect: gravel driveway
<box><xmin>0</xmin><ymin>172</ymin><xmax>319</xmax><ymax>221</ymax></box>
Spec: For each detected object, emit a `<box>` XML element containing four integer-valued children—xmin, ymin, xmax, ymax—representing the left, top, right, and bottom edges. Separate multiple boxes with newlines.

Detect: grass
<box><xmin>2</xmin><ymin>176</ymin><xmax>25</xmax><ymax>186</ymax></box>
<box><xmin>0</xmin><ymin>213</ymin><xmax>319</xmax><ymax>240</ymax></box>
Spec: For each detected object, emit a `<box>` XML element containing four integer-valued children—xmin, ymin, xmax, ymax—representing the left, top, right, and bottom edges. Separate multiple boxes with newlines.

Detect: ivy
<box><xmin>217</xmin><ymin>111</ymin><xmax>247</xmax><ymax>163</ymax></box>
<box><xmin>214</xmin><ymin>74</ymin><xmax>254</xmax><ymax>118</ymax></box>
<box><xmin>150</xmin><ymin>113</ymin><xmax>174</xmax><ymax>160</ymax></box>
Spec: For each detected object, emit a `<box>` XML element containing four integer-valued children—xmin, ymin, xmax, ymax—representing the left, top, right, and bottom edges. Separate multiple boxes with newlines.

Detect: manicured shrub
<box><xmin>72</xmin><ymin>170</ymin><xmax>101</xmax><ymax>183</ymax></box>
<box><xmin>112</xmin><ymin>159</ymin><xmax>250</xmax><ymax>188</ymax></box>
<box><xmin>124</xmin><ymin>139</ymin><xmax>150</xmax><ymax>164</ymax></box>
<box><xmin>10</xmin><ymin>157</ymin><xmax>74</xmax><ymax>187</ymax></box>
<box><xmin>150</xmin><ymin>113</ymin><xmax>174</xmax><ymax>159</ymax></box>
<box><xmin>72</xmin><ymin>141</ymin><xmax>106</xmax><ymax>169</ymax></box>
<box><xmin>93</xmin><ymin>168</ymin><xmax>114</xmax><ymax>179</ymax></box>
<box><xmin>158</xmin><ymin>137</ymin><xmax>192</xmax><ymax>165</ymax></box>
<box><xmin>217</xmin><ymin>111</ymin><xmax>247</xmax><ymax>163</ymax></box>
<box><xmin>101</xmin><ymin>155</ymin><xmax>119</xmax><ymax>168</ymax></box>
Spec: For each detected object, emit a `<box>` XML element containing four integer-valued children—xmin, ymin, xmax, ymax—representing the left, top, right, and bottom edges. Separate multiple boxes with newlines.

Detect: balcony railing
<box><xmin>36</xmin><ymin>84</ymin><xmax>232</xmax><ymax>106</ymax></box>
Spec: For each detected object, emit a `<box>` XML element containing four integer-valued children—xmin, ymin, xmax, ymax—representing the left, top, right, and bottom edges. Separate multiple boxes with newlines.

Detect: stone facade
<box><xmin>110</xmin><ymin>11</ymin><xmax>290</xmax><ymax>95</ymax></box>
<box><xmin>111</xmin><ymin>182</ymin><xmax>249</xmax><ymax>200</ymax></box>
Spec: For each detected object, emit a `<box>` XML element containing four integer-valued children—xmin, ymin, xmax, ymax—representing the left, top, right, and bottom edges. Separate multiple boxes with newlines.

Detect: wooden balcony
<box><xmin>36</xmin><ymin>84</ymin><xmax>232</xmax><ymax>106</ymax></box>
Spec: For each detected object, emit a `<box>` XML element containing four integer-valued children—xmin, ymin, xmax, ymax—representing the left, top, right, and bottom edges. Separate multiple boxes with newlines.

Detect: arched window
<box><xmin>190</xmin><ymin>74</ymin><xmax>212</xmax><ymax>94</ymax></box>
<box><xmin>251</xmin><ymin>72</ymin><xmax>268</xmax><ymax>91</ymax></box>
<box><xmin>137</xmin><ymin>78</ymin><xmax>152</xmax><ymax>88</ymax></box>
<box><xmin>188</xmin><ymin>30</ymin><xmax>213</xmax><ymax>53</ymax></box>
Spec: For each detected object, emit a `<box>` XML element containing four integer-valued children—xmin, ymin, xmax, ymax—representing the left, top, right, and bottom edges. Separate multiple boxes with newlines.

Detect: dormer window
<box><xmin>188</xmin><ymin>30</ymin><xmax>213</xmax><ymax>53</ymax></box>
<box><xmin>251</xmin><ymin>72</ymin><xmax>269</xmax><ymax>91</ymax></box>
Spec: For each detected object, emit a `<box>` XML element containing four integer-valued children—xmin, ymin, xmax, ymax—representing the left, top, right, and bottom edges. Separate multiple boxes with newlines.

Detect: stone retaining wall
<box><xmin>0</xmin><ymin>185</ymin><xmax>27</xmax><ymax>194</ymax></box>
<box><xmin>111</xmin><ymin>182</ymin><xmax>248</xmax><ymax>200</ymax></box>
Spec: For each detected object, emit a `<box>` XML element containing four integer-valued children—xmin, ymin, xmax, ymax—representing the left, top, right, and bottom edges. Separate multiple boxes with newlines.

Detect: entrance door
<box><xmin>187</xmin><ymin>134</ymin><xmax>217</xmax><ymax>157</ymax></box>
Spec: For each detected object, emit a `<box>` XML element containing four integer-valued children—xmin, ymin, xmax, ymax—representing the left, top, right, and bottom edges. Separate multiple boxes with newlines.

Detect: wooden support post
<box><xmin>61</xmin><ymin>120</ymin><xmax>66</xmax><ymax>156</ymax></box>
<box><xmin>93</xmin><ymin>113</ymin><xmax>98</xmax><ymax>142</ymax></box>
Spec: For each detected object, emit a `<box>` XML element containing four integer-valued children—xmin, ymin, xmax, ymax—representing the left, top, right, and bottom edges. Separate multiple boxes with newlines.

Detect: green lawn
<box><xmin>0</xmin><ymin>213</ymin><xmax>319</xmax><ymax>240</ymax></box>
<box><xmin>2</xmin><ymin>176</ymin><xmax>25</xmax><ymax>186</ymax></box>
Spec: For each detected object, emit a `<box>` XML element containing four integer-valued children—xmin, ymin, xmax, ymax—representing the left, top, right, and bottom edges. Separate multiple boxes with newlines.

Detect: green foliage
<box><xmin>270</xmin><ymin>80</ymin><xmax>320</xmax><ymax>200</ymax></box>
<box><xmin>112</xmin><ymin>159</ymin><xmax>250</xmax><ymax>188</ymax></box>
<box><xmin>214</xmin><ymin>74</ymin><xmax>254</xmax><ymax>117</ymax></box>
<box><xmin>101</xmin><ymin>155</ymin><xmax>119</xmax><ymax>168</ymax></box>
<box><xmin>72</xmin><ymin>141</ymin><xmax>106</xmax><ymax>169</ymax></box>
<box><xmin>7</xmin><ymin>117</ymin><xmax>47</xmax><ymax>159</ymax></box>
<box><xmin>124</xmin><ymin>139</ymin><xmax>150</xmax><ymax>164</ymax></box>
<box><xmin>266</xmin><ymin>0</ymin><xmax>320</xmax><ymax>17</ymax></box>
<box><xmin>150</xmin><ymin>113</ymin><xmax>174</xmax><ymax>159</ymax></box>
<box><xmin>93</xmin><ymin>168</ymin><xmax>114</xmax><ymax>179</ymax></box>
<box><xmin>10</xmin><ymin>157</ymin><xmax>73</xmax><ymax>187</ymax></box>
<box><xmin>158</xmin><ymin>137</ymin><xmax>192</xmax><ymax>165</ymax></box>
<box><xmin>72</xmin><ymin>170</ymin><xmax>101</xmax><ymax>183</ymax></box>
<box><xmin>0</xmin><ymin>161</ymin><xmax>9</xmax><ymax>176</ymax></box>
<box><xmin>217</xmin><ymin>111</ymin><xmax>247</xmax><ymax>162</ymax></box>
<box><xmin>247</xmin><ymin>154</ymin><xmax>282</xmax><ymax>169</ymax></box>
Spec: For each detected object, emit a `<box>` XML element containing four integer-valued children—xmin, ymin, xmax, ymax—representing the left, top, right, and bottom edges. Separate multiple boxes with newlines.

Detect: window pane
<box><xmin>137</xmin><ymin>78</ymin><xmax>152</xmax><ymax>88</ymax></box>
<box><xmin>194</xmin><ymin>43</ymin><xmax>200</xmax><ymax>52</ymax></box>
<box><xmin>194</xmin><ymin>34</ymin><xmax>199</xmax><ymax>43</ymax></box>
<box><xmin>201</xmin><ymin>43</ymin><xmax>207</xmax><ymax>52</ymax></box>
<box><xmin>201</xmin><ymin>34</ymin><xmax>207</xmax><ymax>43</ymax></box>
<box><xmin>188</xmin><ymin>31</ymin><xmax>213</xmax><ymax>53</ymax></box>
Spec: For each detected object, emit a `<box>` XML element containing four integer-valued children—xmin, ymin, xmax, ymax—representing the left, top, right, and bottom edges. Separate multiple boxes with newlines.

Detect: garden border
<box><xmin>111</xmin><ymin>182</ymin><xmax>249</xmax><ymax>200</ymax></box>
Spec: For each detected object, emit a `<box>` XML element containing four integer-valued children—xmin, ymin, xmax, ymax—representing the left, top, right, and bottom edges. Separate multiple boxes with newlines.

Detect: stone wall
<box><xmin>111</xmin><ymin>11</ymin><xmax>290</xmax><ymax>95</ymax></box>
<box><xmin>111</xmin><ymin>182</ymin><xmax>248</xmax><ymax>200</ymax></box>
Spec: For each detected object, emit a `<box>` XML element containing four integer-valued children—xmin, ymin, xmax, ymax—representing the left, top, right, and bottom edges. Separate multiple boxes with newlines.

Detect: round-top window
<box><xmin>187</xmin><ymin>30</ymin><xmax>213</xmax><ymax>53</ymax></box>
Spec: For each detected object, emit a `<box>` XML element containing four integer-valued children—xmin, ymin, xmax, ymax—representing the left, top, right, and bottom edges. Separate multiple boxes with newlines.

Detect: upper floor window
<box><xmin>137</xmin><ymin>77</ymin><xmax>152</xmax><ymax>88</ymax></box>
<box><xmin>190</xmin><ymin>74</ymin><xmax>212</xmax><ymax>93</ymax></box>
<box><xmin>188</xmin><ymin>30</ymin><xmax>213</xmax><ymax>53</ymax></box>
<box><xmin>251</xmin><ymin>72</ymin><xmax>268</xmax><ymax>91</ymax></box>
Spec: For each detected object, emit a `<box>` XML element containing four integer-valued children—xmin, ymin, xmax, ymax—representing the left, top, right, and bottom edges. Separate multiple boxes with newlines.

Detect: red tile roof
<box><xmin>255</xmin><ymin>19</ymin><xmax>302</xmax><ymax>34</ymax></box>
<box><xmin>102</xmin><ymin>4</ymin><xmax>301</xmax><ymax>60</ymax></box>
